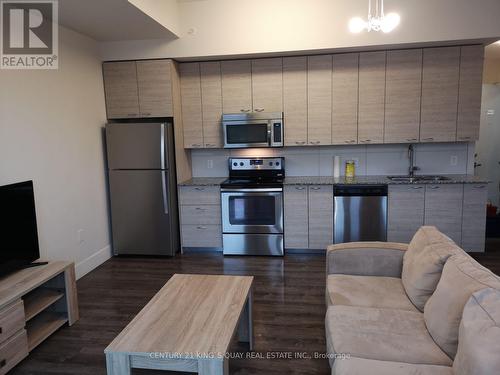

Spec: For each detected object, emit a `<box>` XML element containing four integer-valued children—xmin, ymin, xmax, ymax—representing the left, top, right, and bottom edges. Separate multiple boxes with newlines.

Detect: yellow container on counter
<box><xmin>345</xmin><ymin>160</ymin><xmax>356</xmax><ymax>178</ymax></box>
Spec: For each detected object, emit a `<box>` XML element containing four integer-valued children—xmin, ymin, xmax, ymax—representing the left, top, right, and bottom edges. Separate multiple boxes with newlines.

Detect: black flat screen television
<box><xmin>0</xmin><ymin>181</ymin><xmax>40</xmax><ymax>276</ymax></box>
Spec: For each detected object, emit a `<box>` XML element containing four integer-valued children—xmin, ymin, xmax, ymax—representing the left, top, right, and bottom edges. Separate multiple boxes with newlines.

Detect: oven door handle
<box><xmin>221</xmin><ymin>188</ymin><xmax>283</xmax><ymax>193</ymax></box>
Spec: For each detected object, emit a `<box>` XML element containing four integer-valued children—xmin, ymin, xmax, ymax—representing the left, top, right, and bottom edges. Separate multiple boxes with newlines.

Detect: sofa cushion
<box><xmin>402</xmin><ymin>242</ymin><xmax>463</xmax><ymax>311</ymax></box>
<box><xmin>453</xmin><ymin>288</ymin><xmax>500</xmax><ymax>375</ymax></box>
<box><xmin>405</xmin><ymin>226</ymin><xmax>455</xmax><ymax>261</ymax></box>
<box><xmin>333</xmin><ymin>357</ymin><xmax>453</xmax><ymax>375</ymax></box>
<box><xmin>424</xmin><ymin>255</ymin><xmax>500</xmax><ymax>359</ymax></box>
<box><xmin>326</xmin><ymin>305</ymin><xmax>452</xmax><ymax>367</ymax></box>
<box><xmin>327</xmin><ymin>274</ymin><xmax>418</xmax><ymax>312</ymax></box>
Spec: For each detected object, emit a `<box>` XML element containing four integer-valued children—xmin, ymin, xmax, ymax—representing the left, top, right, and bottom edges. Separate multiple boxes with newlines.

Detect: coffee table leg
<box><xmin>198</xmin><ymin>358</ymin><xmax>228</xmax><ymax>375</ymax></box>
<box><xmin>105</xmin><ymin>352</ymin><xmax>131</xmax><ymax>375</ymax></box>
<box><xmin>238</xmin><ymin>287</ymin><xmax>254</xmax><ymax>350</ymax></box>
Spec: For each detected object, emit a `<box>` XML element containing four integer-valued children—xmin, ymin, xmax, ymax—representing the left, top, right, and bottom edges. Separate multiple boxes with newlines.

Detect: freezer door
<box><xmin>106</xmin><ymin>123</ymin><xmax>169</xmax><ymax>170</ymax></box>
<box><xmin>109</xmin><ymin>170</ymin><xmax>175</xmax><ymax>255</ymax></box>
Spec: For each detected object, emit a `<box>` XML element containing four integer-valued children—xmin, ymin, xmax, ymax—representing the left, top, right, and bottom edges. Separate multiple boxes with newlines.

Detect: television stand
<box><xmin>23</xmin><ymin>261</ymin><xmax>49</xmax><ymax>269</ymax></box>
<box><xmin>0</xmin><ymin>261</ymin><xmax>79</xmax><ymax>374</ymax></box>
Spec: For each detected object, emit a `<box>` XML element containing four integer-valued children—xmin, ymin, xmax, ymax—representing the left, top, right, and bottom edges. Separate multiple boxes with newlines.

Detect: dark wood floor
<box><xmin>11</xmin><ymin>242</ymin><xmax>500</xmax><ymax>375</ymax></box>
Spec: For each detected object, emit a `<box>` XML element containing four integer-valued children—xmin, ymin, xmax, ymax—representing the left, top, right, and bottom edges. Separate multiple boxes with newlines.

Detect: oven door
<box><xmin>223</xmin><ymin>120</ymin><xmax>271</xmax><ymax>148</ymax></box>
<box><xmin>221</xmin><ymin>189</ymin><xmax>283</xmax><ymax>234</ymax></box>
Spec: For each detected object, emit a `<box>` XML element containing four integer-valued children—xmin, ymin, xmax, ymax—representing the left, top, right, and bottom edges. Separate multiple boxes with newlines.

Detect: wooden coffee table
<box><xmin>105</xmin><ymin>274</ymin><xmax>254</xmax><ymax>375</ymax></box>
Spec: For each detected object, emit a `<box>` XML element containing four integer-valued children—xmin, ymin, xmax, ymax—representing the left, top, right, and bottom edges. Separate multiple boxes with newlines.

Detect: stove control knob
<box><xmin>275</xmin><ymin>162</ymin><xmax>280</xmax><ymax>166</ymax></box>
<box><xmin>240</xmin><ymin>162</ymin><xmax>244</xmax><ymax>166</ymax></box>
<box><xmin>233</xmin><ymin>162</ymin><xmax>237</xmax><ymax>167</ymax></box>
<box><xmin>269</xmin><ymin>162</ymin><xmax>273</xmax><ymax>166</ymax></box>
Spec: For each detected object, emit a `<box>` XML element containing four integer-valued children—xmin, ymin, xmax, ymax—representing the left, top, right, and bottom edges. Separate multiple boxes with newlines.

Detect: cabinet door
<box><xmin>420</xmin><ymin>47</ymin><xmax>460</xmax><ymax>142</ymax></box>
<box><xmin>307</xmin><ymin>55</ymin><xmax>332</xmax><ymax>146</ymax></box>
<box><xmin>332</xmin><ymin>53</ymin><xmax>359</xmax><ymax>145</ymax></box>
<box><xmin>457</xmin><ymin>45</ymin><xmax>484</xmax><ymax>142</ymax></box>
<box><xmin>200</xmin><ymin>61</ymin><xmax>223</xmax><ymax>148</ymax></box>
<box><xmin>181</xmin><ymin>225</ymin><xmax>222</xmax><ymax>248</ymax></box>
<box><xmin>284</xmin><ymin>186</ymin><xmax>309</xmax><ymax>249</ymax></box>
<box><xmin>358</xmin><ymin>51</ymin><xmax>386</xmax><ymax>144</ymax></box>
<box><xmin>251</xmin><ymin>58</ymin><xmax>283</xmax><ymax>112</ymax></box>
<box><xmin>136</xmin><ymin>60</ymin><xmax>173</xmax><ymax>117</ymax></box>
<box><xmin>308</xmin><ymin>185</ymin><xmax>333</xmax><ymax>249</ymax></box>
<box><xmin>221</xmin><ymin>60</ymin><xmax>252</xmax><ymax>113</ymax></box>
<box><xmin>179</xmin><ymin>63</ymin><xmax>203</xmax><ymax>148</ymax></box>
<box><xmin>103</xmin><ymin>61</ymin><xmax>140</xmax><ymax>119</ymax></box>
<box><xmin>461</xmin><ymin>184</ymin><xmax>487</xmax><ymax>252</ymax></box>
<box><xmin>387</xmin><ymin>185</ymin><xmax>425</xmax><ymax>243</ymax></box>
<box><xmin>424</xmin><ymin>184</ymin><xmax>463</xmax><ymax>244</ymax></box>
<box><xmin>283</xmin><ymin>56</ymin><xmax>308</xmax><ymax>146</ymax></box>
<box><xmin>385</xmin><ymin>49</ymin><xmax>422</xmax><ymax>144</ymax></box>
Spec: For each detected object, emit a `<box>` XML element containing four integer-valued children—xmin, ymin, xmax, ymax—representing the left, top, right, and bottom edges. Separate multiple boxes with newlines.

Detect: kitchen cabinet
<box><xmin>387</xmin><ymin>185</ymin><xmax>425</xmax><ymax>243</ymax></box>
<box><xmin>424</xmin><ymin>184</ymin><xmax>463</xmax><ymax>245</ymax></box>
<box><xmin>308</xmin><ymin>185</ymin><xmax>334</xmax><ymax>249</ymax></box>
<box><xmin>332</xmin><ymin>53</ymin><xmax>359</xmax><ymax>145</ymax></box>
<box><xmin>103</xmin><ymin>60</ymin><xmax>174</xmax><ymax>119</ymax></box>
<box><xmin>200</xmin><ymin>62</ymin><xmax>223</xmax><ymax>148</ymax></box>
<box><xmin>251</xmin><ymin>58</ymin><xmax>283</xmax><ymax>113</ymax></box>
<box><xmin>221</xmin><ymin>60</ymin><xmax>252</xmax><ymax>113</ymax></box>
<box><xmin>461</xmin><ymin>184</ymin><xmax>487</xmax><ymax>252</ymax></box>
<box><xmin>136</xmin><ymin>60</ymin><xmax>173</xmax><ymax>118</ymax></box>
<box><xmin>384</xmin><ymin>49</ymin><xmax>422</xmax><ymax>144</ymax></box>
<box><xmin>283</xmin><ymin>57</ymin><xmax>308</xmax><ymax>146</ymax></box>
<box><xmin>103</xmin><ymin>61</ymin><xmax>140</xmax><ymax>119</ymax></box>
<box><xmin>457</xmin><ymin>45</ymin><xmax>484</xmax><ymax>142</ymax></box>
<box><xmin>284</xmin><ymin>186</ymin><xmax>309</xmax><ymax>249</ymax></box>
<box><xmin>420</xmin><ymin>47</ymin><xmax>460</xmax><ymax>142</ymax></box>
<box><xmin>307</xmin><ymin>55</ymin><xmax>332</xmax><ymax>146</ymax></box>
<box><xmin>358</xmin><ymin>51</ymin><xmax>386</xmax><ymax>144</ymax></box>
<box><xmin>179</xmin><ymin>63</ymin><xmax>204</xmax><ymax>148</ymax></box>
<box><xmin>179</xmin><ymin>186</ymin><xmax>222</xmax><ymax>249</ymax></box>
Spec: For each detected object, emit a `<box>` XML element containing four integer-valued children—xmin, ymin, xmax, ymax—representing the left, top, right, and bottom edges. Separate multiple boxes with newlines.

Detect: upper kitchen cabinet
<box><xmin>103</xmin><ymin>61</ymin><xmax>140</xmax><ymax>119</ymax></box>
<box><xmin>136</xmin><ymin>60</ymin><xmax>174</xmax><ymax>118</ymax></box>
<box><xmin>251</xmin><ymin>58</ymin><xmax>283</xmax><ymax>113</ymax></box>
<box><xmin>200</xmin><ymin>62</ymin><xmax>223</xmax><ymax>148</ymax></box>
<box><xmin>221</xmin><ymin>60</ymin><xmax>252</xmax><ymax>113</ymax></box>
<box><xmin>420</xmin><ymin>47</ymin><xmax>460</xmax><ymax>143</ymax></box>
<box><xmin>457</xmin><ymin>45</ymin><xmax>484</xmax><ymax>142</ymax></box>
<box><xmin>283</xmin><ymin>56</ymin><xmax>308</xmax><ymax>146</ymax></box>
<box><xmin>307</xmin><ymin>55</ymin><xmax>332</xmax><ymax>146</ymax></box>
<box><xmin>179</xmin><ymin>63</ymin><xmax>203</xmax><ymax>148</ymax></box>
<box><xmin>332</xmin><ymin>53</ymin><xmax>359</xmax><ymax>145</ymax></box>
<box><xmin>358</xmin><ymin>51</ymin><xmax>386</xmax><ymax>144</ymax></box>
<box><xmin>384</xmin><ymin>49</ymin><xmax>422</xmax><ymax>144</ymax></box>
<box><xmin>103</xmin><ymin>60</ymin><xmax>174</xmax><ymax>120</ymax></box>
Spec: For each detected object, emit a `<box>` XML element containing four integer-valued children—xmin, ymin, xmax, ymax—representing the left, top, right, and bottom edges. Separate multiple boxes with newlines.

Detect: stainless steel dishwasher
<box><xmin>333</xmin><ymin>185</ymin><xmax>388</xmax><ymax>244</ymax></box>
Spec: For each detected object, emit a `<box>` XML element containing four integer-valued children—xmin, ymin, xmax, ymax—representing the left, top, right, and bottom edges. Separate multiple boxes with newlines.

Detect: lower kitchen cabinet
<box><xmin>284</xmin><ymin>186</ymin><xmax>309</xmax><ymax>249</ymax></box>
<box><xmin>462</xmin><ymin>184</ymin><xmax>488</xmax><ymax>252</ymax></box>
<box><xmin>388</xmin><ymin>185</ymin><xmax>425</xmax><ymax>243</ymax></box>
<box><xmin>179</xmin><ymin>186</ymin><xmax>222</xmax><ymax>249</ymax></box>
<box><xmin>424</xmin><ymin>184</ymin><xmax>463</xmax><ymax>245</ymax></box>
<box><xmin>308</xmin><ymin>185</ymin><xmax>334</xmax><ymax>249</ymax></box>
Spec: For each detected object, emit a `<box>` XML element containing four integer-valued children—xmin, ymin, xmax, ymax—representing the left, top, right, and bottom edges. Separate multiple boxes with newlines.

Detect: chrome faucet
<box><xmin>408</xmin><ymin>144</ymin><xmax>420</xmax><ymax>177</ymax></box>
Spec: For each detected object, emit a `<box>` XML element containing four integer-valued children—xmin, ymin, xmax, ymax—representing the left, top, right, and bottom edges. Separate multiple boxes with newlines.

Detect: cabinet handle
<box><xmin>344</xmin><ymin>140</ymin><xmax>356</xmax><ymax>144</ymax></box>
<box><xmin>195</xmin><ymin>187</ymin><xmax>205</xmax><ymax>191</ymax></box>
<box><xmin>205</xmin><ymin>143</ymin><xmax>216</xmax><ymax>147</ymax></box>
<box><xmin>310</xmin><ymin>186</ymin><xmax>321</xmax><ymax>190</ymax></box>
<box><xmin>0</xmin><ymin>359</ymin><xmax>5</xmax><ymax>368</ymax></box>
<box><xmin>295</xmin><ymin>187</ymin><xmax>306</xmax><ymax>190</ymax></box>
<box><xmin>412</xmin><ymin>186</ymin><xmax>423</xmax><ymax>189</ymax></box>
<box><xmin>254</xmin><ymin>108</ymin><xmax>264</xmax><ymax>112</ymax></box>
<box><xmin>295</xmin><ymin>141</ymin><xmax>306</xmax><ymax>145</ymax></box>
<box><xmin>197</xmin><ymin>226</ymin><xmax>207</xmax><ymax>230</ymax></box>
<box><xmin>429</xmin><ymin>186</ymin><xmax>440</xmax><ymax>189</ymax></box>
<box><xmin>474</xmin><ymin>185</ymin><xmax>486</xmax><ymax>189</ymax></box>
<box><xmin>141</xmin><ymin>112</ymin><xmax>152</xmax><ymax>116</ymax></box>
<box><xmin>423</xmin><ymin>137</ymin><xmax>434</xmax><ymax>141</ymax></box>
<box><xmin>360</xmin><ymin>139</ymin><xmax>372</xmax><ymax>143</ymax></box>
<box><xmin>309</xmin><ymin>141</ymin><xmax>321</xmax><ymax>145</ymax></box>
<box><xmin>191</xmin><ymin>144</ymin><xmax>202</xmax><ymax>148</ymax></box>
<box><xmin>406</xmin><ymin>138</ymin><xmax>417</xmax><ymax>142</ymax></box>
<box><xmin>459</xmin><ymin>136</ymin><xmax>471</xmax><ymax>140</ymax></box>
<box><xmin>240</xmin><ymin>109</ymin><xmax>251</xmax><ymax>113</ymax></box>
<box><xmin>195</xmin><ymin>207</ymin><xmax>207</xmax><ymax>211</ymax></box>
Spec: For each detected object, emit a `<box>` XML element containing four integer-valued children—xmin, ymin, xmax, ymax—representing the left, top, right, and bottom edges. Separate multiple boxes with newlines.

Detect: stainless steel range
<box><xmin>221</xmin><ymin>157</ymin><xmax>285</xmax><ymax>256</ymax></box>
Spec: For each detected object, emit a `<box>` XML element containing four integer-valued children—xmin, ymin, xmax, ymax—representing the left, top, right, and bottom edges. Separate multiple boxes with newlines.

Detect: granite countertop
<box><xmin>178</xmin><ymin>175</ymin><xmax>489</xmax><ymax>186</ymax></box>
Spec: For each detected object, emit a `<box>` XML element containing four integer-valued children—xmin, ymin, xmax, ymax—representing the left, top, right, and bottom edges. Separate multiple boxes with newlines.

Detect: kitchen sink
<box><xmin>387</xmin><ymin>175</ymin><xmax>451</xmax><ymax>183</ymax></box>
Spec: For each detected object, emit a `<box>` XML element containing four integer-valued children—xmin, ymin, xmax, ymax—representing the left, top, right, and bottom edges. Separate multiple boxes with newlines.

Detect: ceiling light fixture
<box><xmin>349</xmin><ymin>0</ymin><xmax>400</xmax><ymax>33</ymax></box>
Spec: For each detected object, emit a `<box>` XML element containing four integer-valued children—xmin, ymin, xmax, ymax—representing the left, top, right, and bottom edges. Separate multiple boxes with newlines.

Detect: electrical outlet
<box><xmin>450</xmin><ymin>155</ymin><xmax>458</xmax><ymax>166</ymax></box>
<box><xmin>207</xmin><ymin>160</ymin><xmax>213</xmax><ymax>169</ymax></box>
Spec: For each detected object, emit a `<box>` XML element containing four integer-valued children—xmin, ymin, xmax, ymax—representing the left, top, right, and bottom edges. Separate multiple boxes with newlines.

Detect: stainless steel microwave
<box><xmin>222</xmin><ymin>112</ymin><xmax>284</xmax><ymax>148</ymax></box>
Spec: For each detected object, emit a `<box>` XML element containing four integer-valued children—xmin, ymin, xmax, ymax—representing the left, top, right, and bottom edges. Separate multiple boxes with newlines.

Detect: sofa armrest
<box><xmin>326</xmin><ymin>242</ymin><xmax>408</xmax><ymax>277</ymax></box>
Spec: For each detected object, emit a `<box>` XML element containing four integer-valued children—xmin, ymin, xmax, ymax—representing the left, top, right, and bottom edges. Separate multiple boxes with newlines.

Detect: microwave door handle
<box><xmin>267</xmin><ymin>121</ymin><xmax>272</xmax><ymax>146</ymax></box>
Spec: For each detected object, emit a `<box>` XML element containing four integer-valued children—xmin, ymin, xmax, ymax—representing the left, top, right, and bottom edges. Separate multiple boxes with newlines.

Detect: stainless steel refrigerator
<box><xmin>105</xmin><ymin>122</ymin><xmax>179</xmax><ymax>256</ymax></box>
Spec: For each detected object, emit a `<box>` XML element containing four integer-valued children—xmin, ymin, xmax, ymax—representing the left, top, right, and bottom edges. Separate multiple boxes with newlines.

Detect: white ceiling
<box><xmin>59</xmin><ymin>0</ymin><xmax>177</xmax><ymax>41</ymax></box>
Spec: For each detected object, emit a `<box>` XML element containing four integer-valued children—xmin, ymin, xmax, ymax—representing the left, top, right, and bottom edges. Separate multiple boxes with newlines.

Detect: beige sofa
<box><xmin>325</xmin><ymin>226</ymin><xmax>500</xmax><ymax>375</ymax></box>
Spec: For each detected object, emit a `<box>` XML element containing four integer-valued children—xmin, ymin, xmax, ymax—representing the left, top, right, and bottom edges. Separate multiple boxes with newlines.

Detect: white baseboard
<box><xmin>75</xmin><ymin>244</ymin><xmax>112</xmax><ymax>280</ymax></box>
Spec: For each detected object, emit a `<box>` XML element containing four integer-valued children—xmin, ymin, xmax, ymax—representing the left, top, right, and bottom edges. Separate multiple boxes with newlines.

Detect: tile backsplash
<box><xmin>191</xmin><ymin>143</ymin><xmax>475</xmax><ymax>177</ymax></box>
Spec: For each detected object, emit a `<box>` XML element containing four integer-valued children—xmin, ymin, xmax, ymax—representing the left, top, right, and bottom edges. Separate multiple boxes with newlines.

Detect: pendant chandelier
<box><xmin>349</xmin><ymin>0</ymin><xmax>400</xmax><ymax>33</ymax></box>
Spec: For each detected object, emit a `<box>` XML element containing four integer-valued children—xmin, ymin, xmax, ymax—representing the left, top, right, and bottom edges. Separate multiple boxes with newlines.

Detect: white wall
<box><xmin>100</xmin><ymin>0</ymin><xmax>500</xmax><ymax>60</ymax></box>
<box><xmin>191</xmin><ymin>143</ymin><xmax>474</xmax><ymax>177</ymax></box>
<box><xmin>0</xmin><ymin>26</ymin><xmax>110</xmax><ymax>279</ymax></box>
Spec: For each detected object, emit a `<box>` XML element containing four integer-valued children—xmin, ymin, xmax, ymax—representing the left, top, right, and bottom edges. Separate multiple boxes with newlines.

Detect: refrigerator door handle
<box><xmin>161</xmin><ymin>171</ymin><xmax>169</xmax><ymax>215</ymax></box>
<box><xmin>160</xmin><ymin>123</ymin><xmax>166</xmax><ymax>170</ymax></box>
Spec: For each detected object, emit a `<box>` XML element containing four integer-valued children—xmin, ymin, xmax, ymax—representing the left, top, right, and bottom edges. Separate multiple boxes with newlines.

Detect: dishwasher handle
<box><xmin>334</xmin><ymin>185</ymin><xmax>388</xmax><ymax>197</ymax></box>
